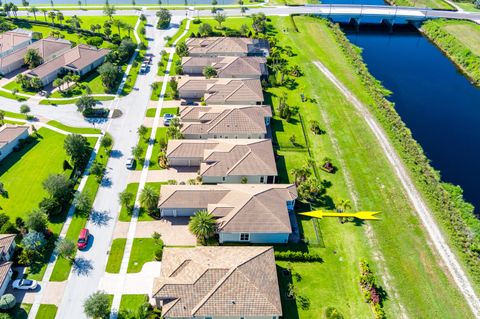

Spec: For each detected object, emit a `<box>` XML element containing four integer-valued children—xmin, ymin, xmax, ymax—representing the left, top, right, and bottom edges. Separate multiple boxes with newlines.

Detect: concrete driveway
<box><xmin>127</xmin><ymin>167</ymin><xmax>198</xmax><ymax>183</ymax></box>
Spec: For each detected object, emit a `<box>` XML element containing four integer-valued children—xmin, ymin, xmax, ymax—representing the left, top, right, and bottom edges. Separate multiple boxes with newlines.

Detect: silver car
<box><xmin>12</xmin><ymin>279</ymin><xmax>38</xmax><ymax>290</ymax></box>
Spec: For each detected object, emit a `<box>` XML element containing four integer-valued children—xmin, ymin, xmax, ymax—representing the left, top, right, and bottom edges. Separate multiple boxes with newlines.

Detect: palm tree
<box><xmin>112</xmin><ymin>19</ymin><xmax>123</xmax><ymax>35</ymax></box>
<box><xmin>140</xmin><ymin>186</ymin><xmax>159</xmax><ymax>213</ymax></box>
<box><xmin>103</xmin><ymin>4</ymin><xmax>115</xmax><ymax>20</ymax></box>
<box><xmin>56</xmin><ymin>12</ymin><xmax>64</xmax><ymax>24</ymax></box>
<box><xmin>124</xmin><ymin>24</ymin><xmax>133</xmax><ymax>37</ymax></box>
<box><xmin>290</xmin><ymin>167</ymin><xmax>310</xmax><ymax>185</ymax></box>
<box><xmin>48</xmin><ymin>11</ymin><xmax>56</xmax><ymax>25</ymax></box>
<box><xmin>0</xmin><ymin>110</ymin><xmax>5</xmax><ymax>126</ymax></box>
<box><xmin>41</xmin><ymin>8</ymin><xmax>48</xmax><ymax>22</ymax></box>
<box><xmin>29</xmin><ymin>6</ymin><xmax>38</xmax><ymax>20</ymax></box>
<box><xmin>188</xmin><ymin>210</ymin><xmax>216</xmax><ymax>244</ymax></box>
<box><xmin>336</xmin><ymin>199</ymin><xmax>351</xmax><ymax>213</ymax></box>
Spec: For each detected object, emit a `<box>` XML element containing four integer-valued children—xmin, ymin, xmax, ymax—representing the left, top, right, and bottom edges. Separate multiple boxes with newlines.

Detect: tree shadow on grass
<box><xmin>0</xmin><ymin>136</ymin><xmax>39</xmax><ymax>176</ymax></box>
<box><xmin>276</xmin><ymin>265</ymin><xmax>300</xmax><ymax>319</ymax></box>
<box><xmin>72</xmin><ymin>257</ymin><xmax>94</xmax><ymax>276</ymax></box>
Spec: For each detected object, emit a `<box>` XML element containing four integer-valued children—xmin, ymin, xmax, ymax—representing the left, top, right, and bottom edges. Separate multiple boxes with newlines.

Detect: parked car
<box><xmin>163</xmin><ymin>114</ymin><xmax>175</xmax><ymax>126</ymax></box>
<box><xmin>126</xmin><ymin>157</ymin><xmax>135</xmax><ymax>169</ymax></box>
<box><xmin>12</xmin><ymin>279</ymin><xmax>38</xmax><ymax>290</ymax></box>
<box><xmin>140</xmin><ymin>63</ymin><xmax>148</xmax><ymax>73</ymax></box>
<box><xmin>77</xmin><ymin>228</ymin><xmax>90</xmax><ymax>250</ymax></box>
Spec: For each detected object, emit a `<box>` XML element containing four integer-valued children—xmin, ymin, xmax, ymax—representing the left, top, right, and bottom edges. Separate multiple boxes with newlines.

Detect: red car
<box><xmin>77</xmin><ymin>228</ymin><xmax>89</xmax><ymax>250</ymax></box>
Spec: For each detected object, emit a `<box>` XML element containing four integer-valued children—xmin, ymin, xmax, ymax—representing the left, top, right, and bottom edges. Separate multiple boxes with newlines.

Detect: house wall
<box><xmin>78</xmin><ymin>56</ymin><xmax>106</xmax><ymax>77</ymax></box>
<box><xmin>219</xmin><ymin>232</ymin><xmax>289</xmax><ymax>244</ymax></box>
<box><xmin>160</xmin><ymin>207</ymin><xmax>202</xmax><ymax>217</ymax></box>
<box><xmin>182</xmin><ymin>65</ymin><xmax>204</xmax><ymax>75</ymax></box>
<box><xmin>179</xmin><ymin>89</ymin><xmax>205</xmax><ymax>100</ymax></box>
<box><xmin>206</xmin><ymin>99</ymin><xmax>260</xmax><ymax>106</ymax></box>
<box><xmin>0</xmin><ymin>58</ymin><xmax>24</xmax><ymax>75</ymax></box>
<box><xmin>202</xmin><ymin>175</ymin><xmax>271</xmax><ymax>184</ymax></box>
<box><xmin>168</xmin><ymin>157</ymin><xmax>202</xmax><ymax>167</ymax></box>
<box><xmin>0</xmin><ymin>129</ymin><xmax>29</xmax><ymax>161</ymax></box>
<box><xmin>4</xmin><ymin>241</ymin><xmax>15</xmax><ymax>261</ymax></box>
<box><xmin>0</xmin><ymin>38</ymin><xmax>32</xmax><ymax>58</ymax></box>
<box><xmin>0</xmin><ymin>269</ymin><xmax>12</xmax><ymax>297</ymax></box>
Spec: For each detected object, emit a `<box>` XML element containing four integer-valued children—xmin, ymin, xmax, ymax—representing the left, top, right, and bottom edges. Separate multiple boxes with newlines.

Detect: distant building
<box><xmin>152</xmin><ymin>246</ymin><xmax>282</xmax><ymax>319</ymax></box>
<box><xmin>0</xmin><ymin>29</ymin><xmax>34</xmax><ymax>59</ymax></box>
<box><xmin>158</xmin><ymin>184</ymin><xmax>297</xmax><ymax>243</ymax></box>
<box><xmin>181</xmin><ymin>56</ymin><xmax>268</xmax><ymax>79</ymax></box>
<box><xmin>179</xmin><ymin>105</ymin><xmax>271</xmax><ymax>139</ymax></box>
<box><xmin>27</xmin><ymin>44</ymin><xmax>109</xmax><ymax>86</ymax></box>
<box><xmin>166</xmin><ymin>139</ymin><xmax>277</xmax><ymax>184</ymax></box>
<box><xmin>185</xmin><ymin>37</ymin><xmax>270</xmax><ymax>57</ymax></box>
<box><xmin>0</xmin><ymin>125</ymin><xmax>29</xmax><ymax>161</ymax></box>
<box><xmin>178</xmin><ymin>77</ymin><xmax>264</xmax><ymax>105</ymax></box>
<box><xmin>0</xmin><ymin>37</ymin><xmax>71</xmax><ymax>76</ymax></box>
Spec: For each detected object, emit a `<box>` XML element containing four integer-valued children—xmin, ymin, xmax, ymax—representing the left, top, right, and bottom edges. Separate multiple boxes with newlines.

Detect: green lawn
<box><xmin>119</xmin><ymin>182</ymin><xmax>165</xmax><ymax>222</ymax></box>
<box><xmin>127</xmin><ymin>238</ymin><xmax>162</xmax><ymax>273</ymax></box>
<box><xmin>106</xmin><ymin>238</ymin><xmax>127</xmax><ymax>273</ymax></box>
<box><xmin>146</xmin><ymin>107</ymin><xmax>179</xmax><ymax>117</ymax></box>
<box><xmin>457</xmin><ymin>2</ymin><xmax>480</xmax><ymax>11</ymax></box>
<box><xmin>11</xmin><ymin>303</ymin><xmax>32</xmax><ymax>319</ymax></box>
<box><xmin>0</xmin><ymin>89</ymin><xmax>28</xmax><ymax>101</ymax></box>
<box><xmin>3</xmin><ymin>81</ymin><xmax>37</xmax><ymax>96</ymax></box>
<box><xmin>262</xmin><ymin>16</ymin><xmax>474</xmax><ymax>318</ymax></box>
<box><xmin>35</xmin><ymin>304</ymin><xmax>57</xmax><ymax>319</ymax></box>
<box><xmin>46</xmin><ymin>120</ymin><xmax>102</xmax><ymax>134</ymax></box>
<box><xmin>389</xmin><ymin>0</ymin><xmax>454</xmax><ymax>9</ymax></box>
<box><xmin>119</xmin><ymin>183</ymin><xmax>140</xmax><ymax>222</ymax></box>
<box><xmin>135</xmin><ymin>127</ymin><xmax>168</xmax><ymax>171</ymax></box>
<box><xmin>48</xmin><ymin>72</ymin><xmax>109</xmax><ymax>97</ymax></box>
<box><xmin>119</xmin><ymin>294</ymin><xmax>148</xmax><ymax>313</ymax></box>
<box><xmin>442</xmin><ymin>21</ymin><xmax>480</xmax><ymax>56</ymax></box>
<box><xmin>0</xmin><ymin>109</ymin><xmax>27</xmax><ymax>119</ymax></box>
<box><xmin>39</xmin><ymin>95</ymin><xmax>115</xmax><ymax>105</ymax></box>
<box><xmin>150</xmin><ymin>82</ymin><xmax>162</xmax><ymax>101</ymax></box>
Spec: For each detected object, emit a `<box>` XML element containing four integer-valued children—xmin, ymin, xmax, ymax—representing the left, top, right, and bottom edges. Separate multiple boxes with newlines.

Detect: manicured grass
<box><xmin>146</xmin><ymin>108</ymin><xmax>157</xmax><ymax>117</ymax></box>
<box><xmin>39</xmin><ymin>95</ymin><xmax>115</xmax><ymax>105</ymax></box>
<box><xmin>135</xmin><ymin>127</ymin><xmax>168</xmax><ymax>171</ymax></box>
<box><xmin>121</xmin><ymin>19</ymin><xmax>144</xmax><ymax>96</ymax></box>
<box><xmin>160</xmin><ymin>107</ymin><xmax>179</xmax><ymax>116</ymax></box>
<box><xmin>265</xmin><ymin>16</ymin><xmax>473</xmax><ymax>318</ymax></box>
<box><xmin>271</xmin><ymin>116</ymin><xmax>307</xmax><ymax>149</ymax></box>
<box><xmin>119</xmin><ymin>294</ymin><xmax>148</xmax><ymax>313</ymax></box>
<box><xmin>11</xmin><ymin>303</ymin><xmax>32</xmax><ymax>319</ymax></box>
<box><xmin>35</xmin><ymin>304</ymin><xmax>58</xmax><ymax>319</ymax></box>
<box><xmin>3</xmin><ymin>81</ymin><xmax>36</xmax><ymax>96</ymax></box>
<box><xmin>389</xmin><ymin>0</ymin><xmax>454</xmax><ymax>9</ymax></box>
<box><xmin>150</xmin><ymin>82</ymin><xmax>162</xmax><ymax>101</ymax></box>
<box><xmin>48</xmin><ymin>72</ymin><xmax>109</xmax><ymax>97</ymax></box>
<box><xmin>442</xmin><ymin>21</ymin><xmax>480</xmax><ymax>56</ymax></box>
<box><xmin>106</xmin><ymin>238</ymin><xmax>127</xmax><ymax>273</ymax></box>
<box><xmin>46</xmin><ymin>120</ymin><xmax>102</xmax><ymax>135</ymax></box>
<box><xmin>0</xmin><ymin>89</ymin><xmax>28</xmax><ymax>101</ymax></box>
<box><xmin>457</xmin><ymin>2</ymin><xmax>480</xmax><ymax>11</ymax></box>
<box><xmin>0</xmin><ymin>128</ymin><xmax>72</xmax><ymax>227</ymax></box>
<box><xmin>119</xmin><ymin>183</ymin><xmax>140</xmax><ymax>222</ymax></box>
<box><xmin>0</xmin><ymin>109</ymin><xmax>26</xmax><ymax>119</ymax></box>
<box><xmin>127</xmin><ymin>238</ymin><xmax>162</xmax><ymax>273</ymax></box>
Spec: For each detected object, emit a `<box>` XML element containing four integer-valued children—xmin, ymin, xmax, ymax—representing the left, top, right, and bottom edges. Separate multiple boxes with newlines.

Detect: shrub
<box><xmin>82</xmin><ymin>108</ymin><xmax>109</xmax><ymax>118</ymax></box>
<box><xmin>274</xmin><ymin>250</ymin><xmax>322</xmax><ymax>262</ymax></box>
<box><xmin>0</xmin><ymin>294</ymin><xmax>15</xmax><ymax>310</ymax></box>
<box><xmin>154</xmin><ymin>247</ymin><xmax>163</xmax><ymax>261</ymax></box>
<box><xmin>39</xmin><ymin>197</ymin><xmax>62</xmax><ymax>216</ymax></box>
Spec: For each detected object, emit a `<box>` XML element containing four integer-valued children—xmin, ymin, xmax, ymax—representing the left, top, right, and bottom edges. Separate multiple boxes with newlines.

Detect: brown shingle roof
<box><xmin>179</xmin><ymin>105</ymin><xmax>271</xmax><ymax>136</ymax></box>
<box><xmin>166</xmin><ymin>139</ymin><xmax>277</xmax><ymax>178</ymax></box>
<box><xmin>28</xmin><ymin>44</ymin><xmax>109</xmax><ymax>78</ymax></box>
<box><xmin>0</xmin><ymin>262</ymin><xmax>12</xmax><ymax>286</ymax></box>
<box><xmin>158</xmin><ymin>184</ymin><xmax>297</xmax><ymax>233</ymax></box>
<box><xmin>0</xmin><ymin>234</ymin><xmax>15</xmax><ymax>256</ymax></box>
<box><xmin>0</xmin><ymin>29</ymin><xmax>32</xmax><ymax>53</ymax></box>
<box><xmin>205</xmin><ymin>78</ymin><xmax>264</xmax><ymax>104</ymax></box>
<box><xmin>185</xmin><ymin>37</ymin><xmax>269</xmax><ymax>56</ymax></box>
<box><xmin>0</xmin><ymin>125</ymin><xmax>29</xmax><ymax>148</ymax></box>
<box><xmin>153</xmin><ymin>246</ymin><xmax>282</xmax><ymax>318</ymax></box>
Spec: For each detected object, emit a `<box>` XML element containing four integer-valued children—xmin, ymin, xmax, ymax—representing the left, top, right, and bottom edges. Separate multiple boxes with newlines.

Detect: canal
<box><xmin>342</xmin><ymin>24</ymin><xmax>480</xmax><ymax>210</ymax></box>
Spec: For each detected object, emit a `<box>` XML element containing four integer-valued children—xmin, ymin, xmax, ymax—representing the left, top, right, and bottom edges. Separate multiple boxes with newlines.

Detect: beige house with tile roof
<box><xmin>0</xmin><ymin>125</ymin><xmax>29</xmax><ymax>161</ymax></box>
<box><xmin>185</xmin><ymin>37</ymin><xmax>270</xmax><ymax>57</ymax></box>
<box><xmin>27</xmin><ymin>44</ymin><xmax>109</xmax><ymax>86</ymax></box>
<box><xmin>0</xmin><ymin>37</ymin><xmax>71</xmax><ymax>76</ymax></box>
<box><xmin>0</xmin><ymin>29</ymin><xmax>34</xmax><ymax>59</ymax></box>
<box><xmin>178</xmin><ymin>77</ymin><xmax>264</xmax><ymax>105</ymax></box>
<box><xmin>152</xmin><ymin>246</ymin><xmax>282</xmax><ymax>319</ymax></box>
<box><xmin>179</xmin><ymin>105</ymin><xmax>271</xmax><ymax>139</ymax></box>
<box><xmin>166</xmin><ymin>139</ymin><xmax>277</xmax><ymax>184</ymax></box>
<box><xmin>0</xmin><ymin>234</ymin><xmax>16</xmax><ymax>262</ymax></box>
<box><xmin>0</xmin><ymin>262</ymin><xmax>13</xmax><ymax>297</ymax></box>
<box><xmin>181</xmin><ymin>56</ymin><xmax>267</xmax><ymax>79</ymax></box>
<box><xmin>158</xmin><ymin>184</ymin><xmax>297</xmax><ymax>243</ymax></box>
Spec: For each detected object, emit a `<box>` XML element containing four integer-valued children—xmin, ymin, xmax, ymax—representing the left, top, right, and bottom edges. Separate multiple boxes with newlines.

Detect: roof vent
<box><xmin>231</xmin><ymin>300</ymin><xmax>236</xmax><ymax>305</ymax></box>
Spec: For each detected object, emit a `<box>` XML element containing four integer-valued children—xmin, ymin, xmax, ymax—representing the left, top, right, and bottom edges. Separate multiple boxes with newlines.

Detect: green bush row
<box><xmin>325</xmin><ymin>18</ymin><xmax>480</xmax><ymax>284</ymax></box>
<box><xmin>274</xmin><ymin>250</ymin><xmax>323</xmax><ymax>262</ymax></box>
<box><xmin>422</xmin><ymin>20</ymin><xmax>480</xmax><ymax>86</ymax></box>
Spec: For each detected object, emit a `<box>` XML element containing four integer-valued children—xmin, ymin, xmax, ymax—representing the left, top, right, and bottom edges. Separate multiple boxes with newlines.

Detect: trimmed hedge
<box><xmin>274</xmin><ymin>250</ymin><xmax>323</xmax><ymax>262</ymax></box>
<box><xmin>324</xmin><ymin>18</ymin><xmax>480</xmax><ymax>284</ymax></box>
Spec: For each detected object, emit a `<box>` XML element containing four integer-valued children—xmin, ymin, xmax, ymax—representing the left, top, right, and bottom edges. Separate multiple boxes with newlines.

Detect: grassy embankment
<box><xmin>385</xmin><ymin>0</ymin><xmax>455</xmax><ymax>9</ymax></box>
<box><xmin>265</xmin><ymin>15</ymin><xmax>473</xmax><ymax>318</ymax></box>
<box><xmin>422</xmin><ymin>19</ymin><xmax>480</xmax><ymax>86</ymax></box>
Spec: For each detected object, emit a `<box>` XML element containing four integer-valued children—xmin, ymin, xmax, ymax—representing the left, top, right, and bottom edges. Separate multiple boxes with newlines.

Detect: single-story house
<box><xmin>166</xmin><ymin>139</ymin><xmax>277</xmax><ymax>184</ymax></box>
<box><xmin>0</xmin><ymin>234</ymin><xmax>16</xmax><ymax>262</ymax></box>
<box><xmin>27</xmin><ymin>44</ymin><xmax>109</xmax><ymax>86</ymax></box>
<box><xmin>158</xmin><ymin>184</ymin><xmax>297</xmax><ymax>244</ymax></box>
<box><xmin>0</xmin><ymin>125</ymin><xmax>29</xmax><ymax>161</ymax></box>
<box><xmin>0</xmin><ymin>37</ymin><xmax>71</xmax><ymax>76</ymax></box>
<box><xmin>179</xmin><ymin>105</ymin><xmax>272</xmax><ymax>139</ymax></box>
<box><xmin>181</xmin><ymin>56</ymin><xmax>268</xmax><ymax>79</ymax></box>
<box><xmin>152</xmin><ymin>246</ymin><xmax>282</xmax><ymax>319</ymax></box>
<box><xmin>0</xmin><ymin>262</ymin><xmax>13</xmax><ymax>297</ymax></box>
<box><xmin>0</xmin><ymin>29</ymin><xmax>34</xmax><ymax>59</ymax></box>
<box><xmin>178</xmin><ymin>77</ymin><xmax>264</xmax><ymax>105</ymax></box>
<box><xmin>185</xmin><ymin>37</ymin><xmax>270</xmax><ymax>57</ymax></box>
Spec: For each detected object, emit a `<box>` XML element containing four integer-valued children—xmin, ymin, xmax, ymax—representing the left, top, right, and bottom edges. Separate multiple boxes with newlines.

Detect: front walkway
<box><xmin>98</xmin><ymin>262</ymin><xmax>161</xmax><ymax>295</ymax></box>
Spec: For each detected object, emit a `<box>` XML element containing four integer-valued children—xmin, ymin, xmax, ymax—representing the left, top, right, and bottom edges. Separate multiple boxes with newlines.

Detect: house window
<box><xmin>240</xmin><ymin>233</ymin><xmax>249</xmax><ymax>241</ymax></box>
<box><xmin>260</xmin><ymin>176</ymin><xmax>265</xmax><ymax>183</ymax></box>
<box><xmin>222</xmin><ymin>177</ymin><xmax>226</xmax><ymax>182</ymax></box>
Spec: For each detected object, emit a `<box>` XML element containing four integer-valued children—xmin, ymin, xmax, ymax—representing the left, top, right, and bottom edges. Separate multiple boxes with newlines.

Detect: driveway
<box><xmin>8</xmin><ymin>281</ymin><xmax>66</xmax><ymax>306</ymax></box>
<box><xmin>127</xmin><ymin>167</ymin><xmax>198</xmax><ymax>183</ymax></box>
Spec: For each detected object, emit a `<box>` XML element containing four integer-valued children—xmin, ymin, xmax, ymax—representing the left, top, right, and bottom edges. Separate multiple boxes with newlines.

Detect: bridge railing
<box><xmin>303</xmin><ymin>4</ymin><xmax>430</xmax><ymax>11</ymax></box>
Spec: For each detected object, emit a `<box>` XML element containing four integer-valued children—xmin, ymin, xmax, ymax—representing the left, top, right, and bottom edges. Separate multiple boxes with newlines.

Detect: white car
<box><xmin>12</xmin><ymin>279</ymin><xmax>38</xmax><ymax>290</ymax></box>
<box><xmin>125</xmin><ymin>157</ymin><xmax>135</xmax><ymax>169</ymax></box>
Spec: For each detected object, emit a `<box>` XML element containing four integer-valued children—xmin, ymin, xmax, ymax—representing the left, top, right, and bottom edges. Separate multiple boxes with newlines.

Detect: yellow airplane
<box><xmin>299</xmin><ymin>210</ymin><xmax>381</xmax><ymax>220</ymax></box>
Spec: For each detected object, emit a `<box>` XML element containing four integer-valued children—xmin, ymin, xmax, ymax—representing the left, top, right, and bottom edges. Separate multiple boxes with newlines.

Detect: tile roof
<box><xmin>0</xmin><ymin>234</ymin><xmax>15</xmax><ymax>256</ymax></box>
<box><xmin>0</xmin><ymin>29</ymin><xmax>32</xmax><ymax>53</ymax></box>
<box><xmin>179</xmin><ymin>105</ymin><xmax>271</xmax><ymax>136</ymax></box>
<box><xmin>181</xmin><ymin>56</ymin><xmax>267</xmax><ymax>78</ymax></box>
<box><xmin>28</xmin><ymin>44</ymin><xmax>109</xmax><ymax>78</ymax></box>
<box><xmin>153</xmin><ymin>246</ymin><xmax>282</xmax><ymax>318</ymax></box>
<box><xmin>0</xmin><ymin>125</ymin><xmax>29</xmax><ymax>148</ymax></box>
<box><xmin>158</xmin><ymin>184</ymin><xmax>297</xmax><ymax>233</ymax></box>
<box><xmin>185</xmin><ymin>37</ymin><xmax>269</xmax><ymax>56</ymax></box>
<box><xmin>0</xmin><ymin>37</ymin><xmax>71</xmax><ymax>68</ymax></box>
<box><xmin>0</xmin><ymin>262</ymin><xmax>12</xmax><ymax>286</ymax></box>
<box><xmin>166</xmin><ymin>139</ymin><xmax>277</xmax><ymax>177</ymax></box>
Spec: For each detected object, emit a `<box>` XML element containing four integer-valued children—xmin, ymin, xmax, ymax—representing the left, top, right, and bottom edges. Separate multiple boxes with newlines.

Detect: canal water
<box><xmin>342</xmin><ymin>24</ymin><xmax>480</xmax><ymax>210</ymax></box>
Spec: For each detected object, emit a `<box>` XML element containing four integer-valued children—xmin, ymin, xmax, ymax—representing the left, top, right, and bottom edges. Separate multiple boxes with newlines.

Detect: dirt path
<box><xmin>313</xmin><ymin>60</ymin><xmax>480</xmax><ymax>318</ymax></box>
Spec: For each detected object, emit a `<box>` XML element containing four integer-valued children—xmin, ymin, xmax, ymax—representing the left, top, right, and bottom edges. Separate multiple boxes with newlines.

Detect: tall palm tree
<box><xmin>28</xmin><ymin>6</ymin><xmax>38</xmax><ymax>20</ymax></box>
<box><xmin>336</xmin><ymin>199</ymin><xmax>352</xmax><ymax>213</ymax></box>
<box><xmin>140</xmin><ymin>186</ymin><xmax>159</xmax><ymax>213</ymax></box>
<box><xmin>48</xmin><ymin>11</ymin><xmax>56</xmax><ymax>26</ymax></box>
<box><xmin>41</xmin><ymin>8</ymin><xmax>48</xmax><ymax>22</ymax></box>
<box><xmin>112</xmin><ymin>19</ymin><xmax>123</xmax><ymax>35</ymax></box>
<box><xmin>56</xmin><ymin>12</ymin><xmax>64</xmax><ymax>24</ymax></box>
<box><xmin>124</xmin><ymin>24</ymin><xmax>133</xmax><ymax>37</ymax></box>
<box><xmin>188</xmin><ymin>210</ymin><xmax>216</xmax><ymax>244</ymax></box>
